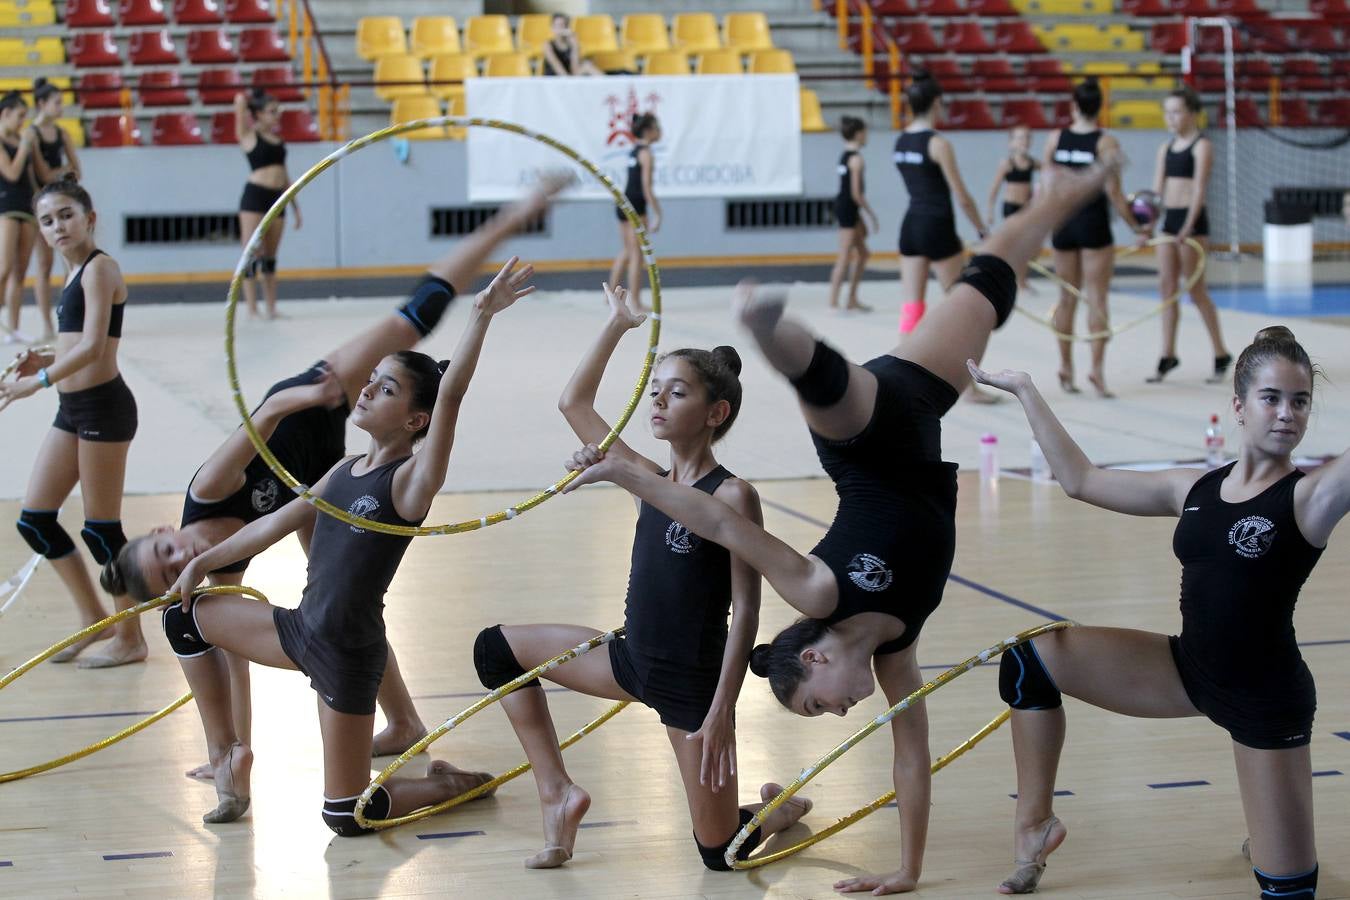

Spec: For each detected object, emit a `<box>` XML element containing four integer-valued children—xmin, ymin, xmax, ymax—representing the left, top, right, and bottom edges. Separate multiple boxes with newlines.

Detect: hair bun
<box><xmin>1254</xmin><ymin>325</ymin><xmax>1296</xmax><ymax>345</ymax></box>
<box><xmin>33</xmin><ymin>76</ymin><xmax>49</xmax><ymax>89</ymax></box>
<box><xmin>711</xmin><ymin>345</ymin><xmax>742</xmax><ymax>377</ymax></box>
<box><xmin>99</xmin><ymin>560</ymin><xmax>125</xmax><ymax>597</ymax></box>
<box><xmin>748</xmin><ymin>644</ymin><xmax>771</xmax><ymax>678</ymax></box>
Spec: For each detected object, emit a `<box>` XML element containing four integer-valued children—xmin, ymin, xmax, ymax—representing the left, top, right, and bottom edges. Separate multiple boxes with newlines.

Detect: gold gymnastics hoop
<box><xmin>1014</xmin><ymin>236</ymin><xmax>1206</xmax><ymax>342</ymax></box>
<box><xmin>0</xmin><ymin>585</ymin><xmax>270</xmax><ymax>784</ymax></box>
<box><xmin>725</xmin><ymin>620</ymin><xmax>1075</xmax><ymax>870</ymax></box>
<box><xmin>226</xmin><ymin>117</ymin><xmax>663</xmax><ymax>536</ymax></box>
<box><xmin>1</xmin><ymin>343</ymin><xmax>55</xmax><ymax>381</ymax></box>
<box><xmin>355</xmin><ymin>627</ymin><xmax>628</xmax><ymax>831</ymax></box>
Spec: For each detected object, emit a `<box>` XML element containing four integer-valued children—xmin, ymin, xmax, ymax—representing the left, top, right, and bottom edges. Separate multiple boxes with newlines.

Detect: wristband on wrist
<box><xmin>37</xmin><ymin>368</ymin><xmax>52</xmax><ymax>388</ymax></box>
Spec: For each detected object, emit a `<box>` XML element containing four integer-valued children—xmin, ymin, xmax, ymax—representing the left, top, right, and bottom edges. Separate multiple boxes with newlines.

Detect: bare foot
<box><xmin>1056</xmin><ymin>369</ymin><xmax>1080</xmax><ymax>395</ymax></box>
<box><xmin>427</xmin><ymin>759</ymin><xmax>496</xmax><ymax>800</ymax></box>
<box><xmin>77</xmin><ymin>637</ymin><xmax>148</xmax><ymax>669</ymax></box>
<box><xmin>1087</xmin><ymin>371</ymin><xmax>1116</xmax><ymax>399</ymax></box>
<box><xmin>203</xmin><ymin>742</ymin><xmax>252</xmax><ymax>824</ymax></box>
<box><xmin>525</xmin><ymin>783</ymin><xmax>591</xmax><ymax>869</ymax></box>
<box><xmin>845</xmin><ymin>300</ymin><xmax>873</xmax><ymax>313</ymax></box>
<box><xmin>758</xmin><ymin>782</ymin><xmax>813</xmax><ymax>833</ymax></box>
<box><xmin>185</xmin><ymin>762</ymin><xmax>214</xmax><ymax>782</ymax></box>
<box><xmin>371</xmin><ymin>721</ymin><xmax>428</xmax><ymax>757</ymax></box>
<box><xmin>49</xmin><ymin>627</ymin><xmax>113</xmax><ymax>664</ymax></box>
<box><xmin>997</xmin><ymin>815</ymin><xmax>1067</xmax><ymax>894</ymax></box>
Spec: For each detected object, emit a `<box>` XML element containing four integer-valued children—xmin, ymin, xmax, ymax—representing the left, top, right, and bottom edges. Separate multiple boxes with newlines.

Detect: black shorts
<box><xmin>1002</xmin><ymin>201</ymin><xmax>1024</xmax><ymax>219</ymax></box>
<box><xmin>835</xmin><ymin>198</ymin><xmax>860</xmax><ymax>229</ymax></box>
<box><xmin>615</xmin><ymin>194</ymin><xmax>647</xmax><ymax>222</ymax></box>
<box><xmin>274</xmin><ymin>606</ymin><xmax>387</xmax><ymax>716</ymax></box>
<box><xmin>240</xmin><ymin>181</ymin><xmax>286</xmax><ymax>216</ymax></box>
<box><xmin>1051</xmin><ymin>198</ymin><xmax>1113</xmax><ymax>251</ymax></box>
<box><xmin>53</xmin><ymin>375</ymin><xmax>138</xmax><ymax>442</ymax></box>
<box><xmin>609</xmin><ymin>637</ymin><xmax>721</xmax><ymax>733</ymax></box>
<box><xmin>1168</xmin><ymin>636</ymin><xmax>1315</xmax><ymax>750</ymax></box>
<box><xmin>1161</xmin><ymin>206</ymin><xmax>1209</xmax><ymax>238</ymax></box>
<box><xmin>899</xmin><ymin>211</ymin><xmax>962</xmax><ymax>261</ymax></box>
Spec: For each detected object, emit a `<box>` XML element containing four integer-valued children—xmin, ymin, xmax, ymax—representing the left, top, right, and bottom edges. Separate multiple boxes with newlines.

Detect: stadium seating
<box><xmin>484</xmin><ymin>53</ymin><xmax>532</xmax><ymax>78</ymax></box>
<box><xmin>357</xmin><ymin>17</ymin><xmax>407</xmax><ymax>61</ymax></box>
<box><xmin>238</xmin><ymin>28</ymin><xmax>289</xmax><ymax>62</ymax></box>
<box><xmin>0</xmin><ymin>0</ymin><xmax>55</xmax><ymax>26</ymax></box>
<box><xmin>748</xmin><ymin>48</ymin><xmax>795</xmax><ymax>74</ymax></box>
<box><xmin>122</xmin><ymin>0</ymin><xmax>170</xmax><ymax>28</ymax></box>
<box><xmin>696</xmin><ymin>49</ymin><xmax>743</xmax><ymax>74</ymax></box>
<box><xmin>66</xmin><ymin>0</ymin><xmax>116</xmax><ymax>28</ymax></box>
<box><xmin>279</xmin><ymin>108</ymin><xmax>318</xmax><ymax>141</ymax></box>
<box><xmin>410</xmin><ymin>17</ymin><xmax>461</xmax><ymax>60</ymax></box>
<box><xmin>644</xmin><ymin>50</ymin><xmax>691</xmax><ymax>76</ymax></box>
<box><xmin>88</xmin><ymin>114</ymin><xmax>141</xmax><ymax>146</ymax></box>
<box><xmin>428</xmin><ymin>54</ymin><xmax>476</xmax><ymax>102</ymax></box>
<box><xmin>128</xmin><ymin>30</ymin><xmax>181</xmax><ymax>66</ymax></box>
<box><xmin>516</xmin><ymin>14</ymin><xmax>552</xmax><ymax>56</ymax></box>
<box><xmin>374</xmin><ymin>55</ymin><xmax>427</xmax><ymax>101</ymax></box>
<box><xmin>391</xmin><ymin>96</ymin><xmax>446</xmax><ymax>140</ymax></box>
<box><xmin>138</xmin><ymin>71</ymin><xmax>191</xmax><ymax>107</ymax></box>
<box><xmin>186</xmin><ymin>28</ymin><xmax>236</xmax><ymax>64</ymax></box>
<box><xmin>209</xmin><ymin>109</ymin><xmax>237</xmax><ymax>143</ymax></box>
<box><xmin>723</xmin><ymin>13</ymin><xmax>773</xmax><ymax>51</ymax></box>
<box><xmin>1001</xmin><ymin>96</ymin><xmax>1053</xmax><ymax>128</ymax></box>
<box><xmin>800</xmin><ymin>87</ymin><xmax>828</xmax><ymax>132</ymax></box>
<box><xmin>225</xmin><ymin>0</ymin><xmax>275</xmax><ymax>24</ymax></box>
<box><xmin>622</xmin><ymin>14</ymin><xmax>671</xmax><ymax>53</ymax></box>
<box><xmin>464</xmin><ymin>15</ymin><xmax>514</xmax><ymax>58</ymax></box>
<box><xmin>250</xmin><ymin>66</ymin><xmax>302</xmax><ymax>102</ymax></box>
<box><xmin>3</xmin><ymin>36</ymin><xmax>65</xmax><ymax>66</ymax></box>
<box><xmin>1109</xmin><ymin>99</ymin><xmax>1165</xmax><ymax>128</ymax></box>
<box><xmin>174</xmin><ymin>0</ymin><xmax>224</xmax><ymax>25</ymax></box>
<box><xmin>590</xmin><ymin>50</ymin><xmax>639</xmax><ymax>72</ymax></box>
<box><xmin>152</xmin><ymin>112</ymin><xmax>205</xmax><ymax>145</ymax></box>
<box><xmin>575</xmin><ymin>15</ymin><xmax>619</xmax><ymax>56</ymax></box>
<box><xmin>672</xmin><ymin>14</ymin><xmax>721</xmax><ymax>53</ymax></box>
<box><xmin>942</xmin><ymin>98</ymin><xmax>998</xmax><ymax>128</ymax></box>
<box><xmin>198</xmin><ymin>68</ymin><xmax>243</xmax><ymax>105</ymax></box>
<box><xmin>77</xmin><ymin>72</ymin><xmax>125</xmax><ymax>109</ymax></box>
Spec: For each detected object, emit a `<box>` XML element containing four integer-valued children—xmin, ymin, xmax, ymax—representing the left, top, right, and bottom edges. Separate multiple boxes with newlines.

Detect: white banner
<box><xmin>465</xmin><ymin>75</ymin><xmax>802</xmax><ymax>202</ymax></box>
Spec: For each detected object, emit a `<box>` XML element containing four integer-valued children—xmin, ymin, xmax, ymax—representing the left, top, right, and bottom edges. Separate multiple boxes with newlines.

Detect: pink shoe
<box><xmin>898</xmin><ymin>301</ymin><xmax>926</xmax><ymax>334</ymax></box>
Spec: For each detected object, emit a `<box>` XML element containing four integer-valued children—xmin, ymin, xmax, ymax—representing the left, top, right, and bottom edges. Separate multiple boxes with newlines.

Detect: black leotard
<box><xmin>1164</xmin><ymin>134</ymin><xmax>1205</xmax><ymax>179</ymax></box>
<box><xmin>1006</xmin><ymin>157</ymin><xmax>1037</xmax><ymax>184</ymax></box>
<box><xmin>893</xmin><ymin>130</ymin><xmax>952</xmax><ymax>218</ymax></box>
<box><xmin>245</xmin><ymin>134</ymin><xmax>286</xmax><ymax>170</ymax></box>
<box><xmin>58</xmin><ymin>249</ymin><xmax>124</xmax><ymax>337</ymax></box>
<box><xmin>1050</xmin><ymin>129</ymin><xmax>1111</xmax><ymax>251</ymax></box>
<box><xmin>618</xmin><ymin>142</ymin><xmax>649</xmax><ymax>218</ymax></box>
<box><xmin>0</xmin><ymin>139</ymin><xmax>35</xmax><ymax>218</ymax></box>
<box><xmin>33</xmin><ymin>125</ymin><xmax>65</xmax><ymax>180</ymax></box>
<box><xmin>544</xmin><ymin>37</ymin><xmax>573</xmax><ymax>75</ymax></box>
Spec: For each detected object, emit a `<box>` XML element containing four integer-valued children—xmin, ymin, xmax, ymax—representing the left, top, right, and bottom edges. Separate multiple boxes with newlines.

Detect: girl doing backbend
<box><xmin>474</xmin><ymin>282</ymin><xmax>811</xmax><ymax>871</ymax></box>
<box><xmin>564</xmin><ymin>157</ymin><xmax>1119</xmax><ymax>895</ymax></box>
<box><xmin>969</xmin><ymin>326</ymin><xmax>1343</xmax><ymax>898</ymax></box>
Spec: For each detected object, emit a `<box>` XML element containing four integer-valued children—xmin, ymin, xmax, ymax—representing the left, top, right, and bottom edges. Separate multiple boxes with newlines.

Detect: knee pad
<box><xmin>80</xmin><ymin>519</ymin><xmax>127</xmax><ymax>566</ymax></box>
<box><xmin>473</xmin><ymin>625</ymin><xmax>539</xmax><ymax>690</ymax></box>
<box><xmin>322</xmin><ymin>786</ymin><xmax>390</xmax><ymax>837</ymax></box>
<box><xmin>1254</xmin><ymin>863</ymin><xmax>1317</xmax><ymax>898</ymax></box>
<box><xmin>397</xmin><ymin>275</ymin><xmax>457</xmax><ymax>337</ymax></box>
<box><xmin>695</xmin><ymin>808</ymin><xmax>763</xmax><ymax>872</ymax></box>
<box><xmin>999</xmin><ymin>642</ymin><xmax>1062</xmax><ymax>711</ymax></box>
<box><xmin>16</xmin><ymin>509</ymin><xmax>76</xmax><ymax>560</ymax></box>
<box><xmin>245</xmin><ymin>257</ymin><xmax>261</xmax><ymax>279</ymax></box>
<box><xmin>161</xmin><ymin>599</ymin><xmax>215</xmax><ymax>658</ymax></box>
<box><xmin>957</xmin><ymin>254</ymin><xmax>1018</xmax><ymax>328</ymax></box>
<box><xmin>258</xmin><ymin>256</ymin><xmax>277</xmax><ymax>275</ymax></box>
<box><xmin>788</xmin><ymin>340</ymin><xmax>851</xmax><ymax>408</ymax></box>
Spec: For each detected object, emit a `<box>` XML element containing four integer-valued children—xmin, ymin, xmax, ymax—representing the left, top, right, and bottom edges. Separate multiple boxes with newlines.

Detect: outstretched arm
<box><xmin>1297</xmin><ymin>450</ymin><xmax>1350</xmax><ymax>547</ymax></box>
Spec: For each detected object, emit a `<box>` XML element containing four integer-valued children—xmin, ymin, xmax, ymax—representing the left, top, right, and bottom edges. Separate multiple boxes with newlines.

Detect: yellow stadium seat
<box><xmin>391</xmin><ymin>96</ymin><xmax>447</xmax><ymax>140</ymax></box>
<box><xmin>0</xmin><ymin>37</ymin><xmax>63</xmax><ymax>66</ymax></box>
<box><xmin>444</xmin><ymin>94</ymin><xmax>467</xmax><ymax>141</ymax></box>
<box><xmin>56</xmin><ymin>116</ymin><xmax>85</xmax><ymax>147</ymax></box>
<box><xmin>644</xmin><ymin>50</ymin><xmax>691</xmax><ymax>76</ymax></box>
<box><xmin>748</xmin><ymin>48</ymin><xmax>795</xmax><ymax>74</ymax></box>
<box><xmin>0</xmin><ymin>1</ymin><xmax>55</xmax><ymax>27</ymax></box>
<box><xmin>484</xmin><ymin>52</ymin><xmax>532</xmax><ymax>77</ymax></box>
<box><xmin>428</xmin><ymin>53</ymin><xmax>476</xmax><ymax>102</ymax></box>
<box><xmin>1110</xmin><ymin>99</ymin><xmax>1166</xmax><ymax>129</ymax></box>
<box><xmin>1012</xmin><ymin>0</ymin><xmax>1112</xmax><ymax>13</ymax></box>
<box><xmin>1034</xmin><ymin>24</ymin><xmax>1143</xmax><ymax>52</ymax></box>
<box><xmin>0</xmin><ymin>74</ymin><xmax>73</xmax><ymax>106</ymax></box>
<box><xmin>373</xmin><ymin>55</ymin><xmax>427</xmax><ymax>101</ymax></box>
<box><xmin>696</xmin><ymin>49</ymin><xmax>743</xmax><ymax>75</ymax></box>
<box><xmin>672</xmin><ymin>13</ymin><xmax>721</xmax><ymax>53</ymax></box>
<box><xmin>574</xmin><ymin>14</ymin><xmax>618</xmax><ymax>56</ymax></box>
<box><xmin>589</xmin><ymin>49</ymin><xmax>638</xmax><ymax>72</ymax></box>
<box><xmin>516</xmin><ymin>13</ymin><xmax>553</xmax><ymax>56</ymax></box>
<box><xmin>800</xmin><ymin>87</ymin><xmax>827</xmax><ymax>132</ymax></box>
<box><xmin>621</xmin><ymin>14</ymin><xmax>670</xmax><ymax>53</ymax></box>
<box><xmin>357</xmin><ymin>16</ymin><xmax>407</xmax><ymax>61</ymax></box>
<box><xmin>464</xmin><ymin>15</ymin><xmax>514</xmax><ymax>58</ymax></box>
<box><xmin>723</xmin><ymin>13</ymin><xmax>772</xmax><ymax>51</ymax></box>
<box><xmin>409</xmin><ymin>17</ymin><xmax>460</xmax><ymax>60</ymax></box>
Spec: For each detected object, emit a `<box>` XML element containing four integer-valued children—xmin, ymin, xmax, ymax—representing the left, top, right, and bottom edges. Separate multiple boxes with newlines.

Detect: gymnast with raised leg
<box><xmin>474</xmin><ymin>282</ymin><xmax>811</xmax><ymax>871</ymax></box>
<box><xmin>159</xmin><ymin>255</ymin><xmax>536</xmax><ymax>832</ymax></box>
<box><xmin>562</xmin><ymin>156</ymin><xmax>1119</xmax><ymax>894</ymax></box>
<box><xmin>101</xmin><ymin>185</ymin><xmax>558</xmax><ymax>776</ymax></box>
<box><xmin>968</xmin><ymin>326</ymin><xmax>1343</xmax><ymax>897</ymax></box>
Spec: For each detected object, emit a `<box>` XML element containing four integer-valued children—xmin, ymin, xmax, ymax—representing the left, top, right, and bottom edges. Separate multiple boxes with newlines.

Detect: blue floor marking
<box><xmin>1009</xmin><ymin>790</ymin><xmax>1075</xmax><ymax>798</ymax></box>
<box><xmin>0</xmin><ymin>709</ymin><xmax>158</xmax><ymax>725</ymax></box>
<box><xmin>1336</xmin><ymin>732</ymin><xmax>1350</xmax><ymax>742</ymax></box>
<box><xmin>578</xmin><ymin>819</ymin><xmax>637</xmax><ymax>829</ymax></box>
<box><xmin>1312</xmin><ymin>770</ymin><xmax>1342</xmax><ymax>777</ymax></box>
<box><xmin>0</xmin><ymin>861</ymin><xmax>12</xmax><ymax>867</ymax></box>
<box><xmin>103</xmin><ymin>851</ymin><xmax>172</xmax><ymax>861</ymax></box>
<box><xmin>416</xmin><ymin>830</ymin><xmax>485</xmax><ymax>841</ymax></box>
<box><xmin>1297</xmin><ymin>638</ymin><xmax>1350</xmax><ymax>648</ymax></box>
<box><xmin>1148</xmin><ymin>780</ymin><xmax>1210</xmax><ymax>789</ymax></box>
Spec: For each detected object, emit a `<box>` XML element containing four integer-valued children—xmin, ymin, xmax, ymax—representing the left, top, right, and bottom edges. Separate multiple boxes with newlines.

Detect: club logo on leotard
<box><xmin>847</xmin><ymin>553</ymin><xmax>893</xmax><ymax>593</ymax></box>
<box><xmin>251</xmin><ymin>476</ymin><xmax>279</xmax><ymax>514</ymax></box>
<box><xmin>666</xmin><ymin>521</ymin><xmax>700</xmax><ymax>555</ymax></box>
<box><xmin>347</xmin><ymin>494</ymin><xmax>380</xmax><ymax>535</ymax></box>
<box><xmin>1228</xmin><ymin>515</ymin><xmax>1276</xmax><ymax>559</ymax></box>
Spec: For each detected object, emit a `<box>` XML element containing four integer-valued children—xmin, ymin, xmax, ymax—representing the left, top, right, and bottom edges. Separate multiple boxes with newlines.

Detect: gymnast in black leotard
<box><xmin>563</xmin><ymin>157</ymin><xmax>1120</xmax><ymax>895</ymax></box>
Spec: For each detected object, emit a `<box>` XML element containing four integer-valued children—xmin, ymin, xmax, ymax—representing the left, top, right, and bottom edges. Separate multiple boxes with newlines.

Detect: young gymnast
<box><xmin>474</xmin><ymin>282</ymin><xmax>811</xmax><ymax>871</ymax></box>
<box><xmin>985</xmin><ymin>124</ymin><xmax>1038</xmax><ymax>225</ymax></box>
<box><xmin>2</xmin><ymin>182</ymin><xmax>147</xmax><ymax>668</ymax></box>
<box><xmin>968</xmin><ymin>325</ymin><xmax>1342</xmax><ymax>898</ymax></box>
<box><xmin>0</xmin><ymin>90</ymin><xmax>36</xmax><ymax>343</ymax></box>
<box><xmin>828</xmin><ymin>116</ymin><xmax>879</xmax><ymax>313</ymax></box>
<box><xmin>161</xmin><ymin>255</ymin><xmax>537</xmax><ymax>832</ymax></box>
<box><xmin>562</xmin><ymin>155</ymin><xmax>1119</xmax><ymax>894</ymax></box>
<box><xmin>234</xmin><ymin>89</ymin><xmax>299</xmax><ymax>320</ymax></box>
<box><xmin>608</xmin><ymin>113</ymin><xmax>661</xmax><ymax>311</ymax></box>
<box><xmin>28</xmin><ymin>77</ymin><xmax>82</xmax><ymax>343</ymax></box>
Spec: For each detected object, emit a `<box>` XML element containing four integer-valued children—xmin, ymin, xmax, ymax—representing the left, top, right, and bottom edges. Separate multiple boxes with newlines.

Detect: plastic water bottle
<box><xmin>1029</xmin><ymin>438</ymin><xmax>1052</xmax><ymax>483</ymax></box>
<box><xmin>980</xmin><ymin>433</ymin><xmax>999</xmax><ymax>483</ymax></box>
<box><xmin>1205</xmin><ymin>414</ymin><xmax>1225</xmax><ymax>468</ymax></box>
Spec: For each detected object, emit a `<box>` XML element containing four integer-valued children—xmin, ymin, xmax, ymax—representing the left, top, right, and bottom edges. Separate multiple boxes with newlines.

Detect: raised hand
<box><xmin>560</xmin><ymin>442</ymin><xmax>621</xmax><ymax>493</ymax></box>
<box><xmin>965</xmin><ymin>359</ymin><xmax>1032</xmax><ymax>397</ymax></box>
<box><xmin>474</xmin><ymin>256</ymin><xmax>536</xmax><ymax>315</ymax></box>
<box><xmin>603</xmin><ymin>282</ymin><xmax>645</xmax><ymax>330</ymax></box>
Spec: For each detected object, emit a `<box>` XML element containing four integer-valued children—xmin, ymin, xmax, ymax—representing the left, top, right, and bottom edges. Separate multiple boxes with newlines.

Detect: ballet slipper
<box><xmin>1146</xmin><ymin>356</ymin><xmax>1180</xmax><ymax>383</ymax></box>
<box><xmin>202</xmin><ymin>742</ymin><xmax>252</xmax><ymax>824</ymax></box>
<box><xmin>1206</xmin><ymin>353</ymin><xmax>1233</xmax><ymax>384</ymax></box>
<box><xmin>998</xmin><ymin>816</ymin><xmax>1066</xmax><ymax>895</ymax></box>
<box><xmin>898</xmin><ymin>301</ymin><xmax>925</xmax><ymax>334</ymax></box>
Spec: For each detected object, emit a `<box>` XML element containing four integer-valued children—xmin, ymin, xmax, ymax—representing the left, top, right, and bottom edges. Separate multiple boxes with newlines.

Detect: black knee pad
<box><xmin>258</xmin><ymin>256</ymin><xmax>277</xmax><ymax>275</ymax></box>
<box><xmin>999</xmin><ymin>642</ymin><xmax>1062</xmax><ymax>711</ymax></box>
<box><xmin>397</xmin><ymin>275</ymin><xmax>457</xmax><ymax>337</ymax></box>
<box><xmin>473</xmin><ymin>625</ymin><xmax>539</xmax><ymax>690</ymax></box>
<box><xmin>16</xmin><ymin>509</ymin><xmax>76</xmax><ymax>560</ymax></box>
<box><xmin>695</xmin><ymin>808</ymin><xmax>763</xmax><ymax>871</ymax></box>
<box><xmin>957</xmin><ymin>254</ymin><xmax>1018</xmax><ymax>328</ymax></box>
<box><xmin>788</xmin><ymin>340</ymin><xmax>851</xmax><ymax>408</ymax></box>
<box><xmin>162</xmin><ymin>599</ymin><xmax>215</xmax><ymax>658</ymax></box>
<box><xmin>322</xmin><ymin>786</ymin><xmax>390</xmax><ymax>837</ymax></box>
<box><xmin>1254</xmin><ymin>863</ymin><xmax>1317</xmax><ymax>898</ymax></box>
<box><xmin>245</xmin><ymin>257</ymin><xmax>261</xmax><ymax>279</ymax></box>
<box><xmin>80</xmin><ymin>519</ymin><xmax>127</xmax><ymax>566</ymax></box>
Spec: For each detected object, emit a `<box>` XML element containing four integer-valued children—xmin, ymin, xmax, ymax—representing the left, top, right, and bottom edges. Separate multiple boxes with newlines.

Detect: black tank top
<box><xmin>246</xmin><ymin>134</ymin><xmax>286</xmax><ymax>170</ymax></box>
<box><xmin>1164</xmin><ymin>134</ymin><xmax>1204</xmax><ymax>179</ymax></box>
<box><xmin>32</xmin><ymin>125</ymin><xmax>64</xmax><ymax>177</ymax></box>
<box><xmin>1006</xmin><ymin>157</ymin><xmax>1037</xmax><ymax>184</ymax></box>
<box><xmin>893</xmin><ymin>130</ymin><xmax>952</xmax><ymax>218</ymax></box>
<box><xmin>58</xmin><ymin>249</ymin><xmax>124</xmax><ymax>337</ymax></box>
<box><xmin>545</xmin><ymin>37</ymin><xmax>573</xmax><ymax>75</ymax></box>
<box><xmin>624</xmin><ymin>465</ymin><xmax>735</xmax><ymax>667</ymax></box>
<box><xmin>1172</xmin><ymin>463</ymin><xmax>1323</xmax><ymax>692</ymax></box>
<box><xmin>298</xmin><ymin>456</ymin><xmax>423</xmax><ymax>647</ymax></box>
<box><xmin>0</xmin><ymin>139</ymin><xmax>34</xmax><ymax>214</ymax></box>
<box><xmin>1052</xmin><ymin>129</ymin><xmax>1108</xmax><ymax>218</ymax></box>
<box><xmin>836</xmin><ymin>150</ymin><xmax>860</xmax><ymax>205</ymax></box>
<box><xmin>623</xmin><ymin>143</ymin><xmax>648</xmax><ymax>206</ymax></box>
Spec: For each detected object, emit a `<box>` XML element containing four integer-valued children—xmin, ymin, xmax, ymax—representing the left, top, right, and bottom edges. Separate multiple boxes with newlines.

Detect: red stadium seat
<box><xmin>87</xmin><ymin>114</ymin><xmax>142</xmax><ymax>146</ymax></box>
<box><xmin>77</xmin><ymin>72</ymin><xmax>125</xmax><ymax>108</ymax></box>
<box><xmin>1027</xmin><ymin>57</ymin><xmax>1071</xmax><ymax>91</ymax></box>
<box><xmin>1191</xmin><ymin>55</ymin><xmax>1226</xmax><ymax>91</ymax></box>
<box><xmin>1172</xmin><ymin>0</ymin><xmax>1212</xmax><ymax>14</ymax></box>
<box><xmin>1150</xmin><ymin>22</ymin><xmax>1187</xmax><ymax>53</ymax></box>
<box><xmin>994</xmin><ymin>21</ymin><xmax>1044</xmax><ymax>53</ymax></box>
<box><xmin>152</xmin><ymin>112</ymin><xmax>205</xmax><ymax>145</ymax></box>
<box><xmin>1194</xmin><ymin>26</ymin><xmax>1239</xmax><ymax>53</ymax></box>
<box><xmin>973</xmin><ymin>57</ymin><xmax>1022</xmax><ymax>91</ymax></box>
<box><xmin>1274</xmin><ymin>97</ymin><xmax>1313</xmax><ymax>127</ymax></box>
<box><xmin>121</xmin><ymin>0</ymin><xmax>170</xmax><ymax>26</ymax></box>
<box><xmin>225</xmin><ymin>0</ymin><xmax>274</xmax><ymax>23</ymax></box>
<box><xmin>239</xmin><ymin>27</ymin><xmax>290</xmax><ymax>62</ymax></box>
<box><xmin>1281</xmin><ymin>57</ymin><xmax>1326</xmax><ymax>91</ymax></box>
<box><xmin>873</xmin><ymin>0</ymin><xmax>918</xmax><ymax>13</ymax></box>
<box><xmin>128</xmin><ymin>29</ymin><xmax>180</xmax><ymax>65</ymax></box>
<box><xmin>173</xmin><ymin>0</ymin><xmax>224</xmax><ymax>24</ymax></box>
<box><xmin>1220</xmin><ymin>97</ymin><xmax>1263</xmax><ymax>126</ymax></box>
<box><xmin>1237</xmin><ymin>57</ymin><xmax>1274</xmax><ymax>92</ymax></box>
<box><xmin>279</xmin><ymin>108</ymin><xmax>319</xmax><ymax>142</ymax></box>
<box><xmin>210</xmin><ymin>110</ymin><xmax>238</xmax><ymax>143</ymax></box>
<box><xmin>69</xmin><ymin>31</ymin><xmax>122</xmax><ymax>67</ymax></box>
<box><xmin>942</xmin><ymin>20</ymin><xmax>994</xmax><ymax>53</ymax></box>
<box><xmin>1051</xmin><ymin>98</ymin><xmax>1073</xmax><ymax>125</ymax></box>
<box><xmin>251</xmin><ymin>66</ymin><xmax>303</xmax><ymax>102</ymax></box>
<box><xmin>1001</xmin><ymin>97</ymin><xmax>1051</xmax><ymax>129</ymax></box>
<box><xmin>1332</xmin><ymin>57</ymin><xmax>1350</xmax><ymax>90</ymax></box>
<box><xmin>139</xmin><ymin>70</ymin><xmax>191</xmax><ymax>106</ymax></box>
<box><xmin>198</xmin><ymin>67</ymin><xmax>244</xmax><ymax>104</ymax></box>
<box><xmin>1120</xmin><ymin>0</ymin><xmax>1176</xmax><ymax>15</ymax></box>
<box><xmin>967</xmin><ymin>0</ymin><xmax>1019</xmax><ymax>14</ymax></box>
<box><xmin>891</xmin><ymin>21</ymin><xmax>941</xmax><ymax>53</ymax></box>
<box><xmin>1316</xmin><ymin>97</ymin><xmax>1350</xmax><ymax>127</ymax></box>
<box><xmin>67</xmin><ymin>0</ymin><xmax>117</xmax><ymax>27</ymax></box>
<box><xmin>1309</xmin><ymin>0</ymin><xmax>1349</xmax><ymax>13</ymax></box>
<box><xmin>942</xmin><ymin>98</ymin><xmax>997</xmax><ymax>129</ymax></box>
<box><xmin>186</xmin><ymin>28</ymin><xmax>237</xmax><ymax>63</ymax></box>
<box><xmin>916</xmin><ymin>56</ymin><xmax>972</xmax><ymax>92</ymax></box>
<box><xmin>1213</xmin><ymin>0</ymin><xmax>1263</xmax><ymax>12</ymax></box>
<box><xmin>917</xmin><ymin>0</ymin><xmax>967</xmax><ymax>14</ymax></box>
<box><xmin>1287</xmin><ymin>21</ymin><xmax>1342</xmax><ymax>52</ymax></box>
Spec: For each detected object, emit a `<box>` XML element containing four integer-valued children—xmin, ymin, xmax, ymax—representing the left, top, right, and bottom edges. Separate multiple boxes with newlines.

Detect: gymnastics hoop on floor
<box><xmin>0</xmin><ymin>554</ymin><xmax>42</xmax><ymax>618</ymax></box>
<box><xmin>226</xmin><ymin>116</ymin><xmax>663</xmax><ymax>536</ymax></box>
<box><xmin>0</xmin><ymin>585</ymin><xmax>270</xmax><ymax>784</ymax></box>
<box><xmin>1</xmin><ymin>344</ymin><xmax>55</xmax><ymax>381</ymax></box>
<box><xmin>355</xmin><ymin>627</ymin><xmax>627</xmax><ymax>831</ymax></box>
<box><xmin>1013</xmin><ymin>236</ymin><xmax>1206</xmax><ymax>342</ymax></box>
<box><xmin>725</xmin><ymin>620</ymin><xmax>1075</xmax><ymax>870</ymax></box>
